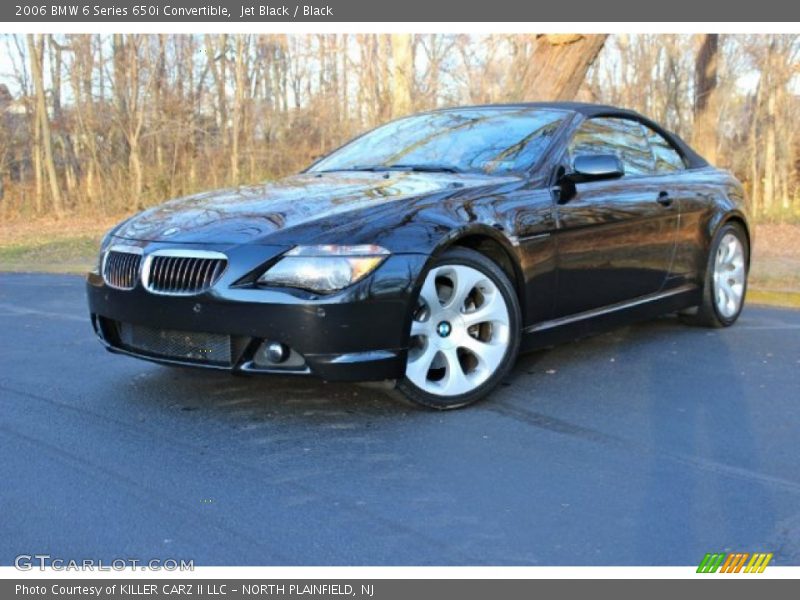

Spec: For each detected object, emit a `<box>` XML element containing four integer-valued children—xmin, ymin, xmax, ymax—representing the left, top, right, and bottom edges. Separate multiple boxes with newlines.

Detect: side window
<box><xmin>643</xmin><ymin>126</ymin><xmax>686</xmax><ymax>173</ymax></box>
<box><xmin>568</xmin><ymin>117</ymin><xmax>654</xmax><ymax>177</ymax></box>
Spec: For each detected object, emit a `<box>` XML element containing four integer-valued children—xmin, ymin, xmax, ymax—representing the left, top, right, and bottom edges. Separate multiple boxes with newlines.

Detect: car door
<box><xmin>553</xmin><ymin>117</ymin><xmax>679</xmax><ymax>317</ymax></box>
<box><xmin>641</xmin><ymin>123</ymin><xmax>701</xmax><ymax>290</ymax></box>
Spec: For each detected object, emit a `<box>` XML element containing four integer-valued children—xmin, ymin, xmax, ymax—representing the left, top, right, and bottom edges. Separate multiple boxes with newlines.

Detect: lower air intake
<box><xmin>117</xmin><ymin>323</ymin><xmax>233</xmax><ymax>366</ymax></box>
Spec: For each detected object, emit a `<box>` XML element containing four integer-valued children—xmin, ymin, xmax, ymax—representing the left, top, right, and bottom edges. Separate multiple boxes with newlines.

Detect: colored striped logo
<box><xmin>697</xmin><ymin>552</ymin><xmax>773</xmax><ymax>573</ymax></box>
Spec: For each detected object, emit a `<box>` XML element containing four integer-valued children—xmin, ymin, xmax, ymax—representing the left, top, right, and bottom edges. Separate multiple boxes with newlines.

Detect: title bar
<box><xmin>3</xmin><ymin>0</ymin><xmax>800</xmax><ymax>22</ymax></box>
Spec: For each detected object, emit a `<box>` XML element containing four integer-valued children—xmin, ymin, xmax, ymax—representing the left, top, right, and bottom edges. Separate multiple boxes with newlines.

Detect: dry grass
<box><xmin>0</xmin><ymin>214</ymin><xmax>125</xmax><ymax>273</ymax></box>
<box><xmin>0</xmin><ymin>214</ymin><xmax>125</xmax><ymax>246</ymax></box>
<box><xmin>753</xmin><ymin>223</ymin><xmax>800</xmax><ymax>260</ymax></box>
<box><xmin>750</xmin><ymin>223</ymin><xmax>800</xmax><ymax>293</ymax></box>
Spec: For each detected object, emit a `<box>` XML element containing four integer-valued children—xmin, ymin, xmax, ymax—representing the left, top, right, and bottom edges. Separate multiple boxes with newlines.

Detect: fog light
<box><xmin>252</xmin><ymin>340</ymin><xmax>306</xmax><ymax>370</ymax></box>
<box><xmin>265</xmin><ymin>341</ymin><xmax>288</xmax><ymax>363</ymax></box>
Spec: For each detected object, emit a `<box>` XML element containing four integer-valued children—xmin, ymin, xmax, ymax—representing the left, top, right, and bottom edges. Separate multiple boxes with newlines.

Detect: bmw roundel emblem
<box><xmin>436</xmin><ymin>321</ymin><xmax>452</xmax><ymax>338</ymax></box>
<box><xmin>162</xmin><ymin>227</ymin><xmax>180</xmax><ymax>237</ymax></box>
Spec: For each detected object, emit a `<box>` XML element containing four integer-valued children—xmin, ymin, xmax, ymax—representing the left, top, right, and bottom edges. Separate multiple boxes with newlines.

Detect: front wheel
<box><xmin>684</xmin><ymin>222</ymin><xmax>749</xmax><ymax>328</ymax></box>
<box><xmin>397</xmin><ymin>247</ymin><xmax>521</xmax><ymax>409</ymax></box>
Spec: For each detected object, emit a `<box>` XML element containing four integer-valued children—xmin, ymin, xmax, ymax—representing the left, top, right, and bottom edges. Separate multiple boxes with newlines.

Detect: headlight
<box><xmin>257</xmin><ymin>245</ymin><xmax>390</xmax><ymax>293</ymax></box>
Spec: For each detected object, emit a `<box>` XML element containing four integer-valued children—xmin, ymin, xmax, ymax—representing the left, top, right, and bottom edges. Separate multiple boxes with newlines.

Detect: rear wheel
<box><xmin>684</xmin><ymin>222</ymin><xmax>749</xmax><ymax>328</ymax></box>
<box><xmin>397</xmin><ymin>247</ymin><xmax>521</xmax><ymax>409</ymax></box>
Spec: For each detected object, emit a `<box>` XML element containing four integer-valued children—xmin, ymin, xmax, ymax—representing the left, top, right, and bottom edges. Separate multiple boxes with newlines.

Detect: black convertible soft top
<box><xmin>440</xmin><ymin>101</ymin><xmax>709</xmax><ymax>169</ymax></box>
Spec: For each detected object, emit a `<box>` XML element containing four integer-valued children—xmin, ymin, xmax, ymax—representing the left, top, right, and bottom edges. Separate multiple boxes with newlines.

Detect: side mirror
<box><xmin>566</xmin><ymin>154</ymin><xmax>625</xmax><ymax>184</ymax></box>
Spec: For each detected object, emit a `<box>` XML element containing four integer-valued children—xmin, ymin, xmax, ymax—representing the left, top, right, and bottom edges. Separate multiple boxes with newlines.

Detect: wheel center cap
<box><xmin>436</xmin><ymin>321</ymin><xmax>452</xmax><ymax>338</ymax></box>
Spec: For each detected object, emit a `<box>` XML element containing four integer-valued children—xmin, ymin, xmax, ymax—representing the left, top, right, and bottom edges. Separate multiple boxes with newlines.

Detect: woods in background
<box><xmin>0</xmin><ymin>33</ymin><xmax>798</xmax><ymax>222</ymax></box>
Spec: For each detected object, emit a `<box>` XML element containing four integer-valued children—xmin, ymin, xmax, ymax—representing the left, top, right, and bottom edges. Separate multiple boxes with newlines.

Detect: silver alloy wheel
<box><xmin>405</xmin><ymin>264</ymin><xmax>511</xmax><ymax>397</ymax></box>
<box><xmin>713</xmin><ymin>232</ymin><xmax>746</xmax><ymax>319</ymax></box>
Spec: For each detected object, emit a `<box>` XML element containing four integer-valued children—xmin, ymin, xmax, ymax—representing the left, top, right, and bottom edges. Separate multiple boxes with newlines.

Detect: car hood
<box><xmin>114</xmin><ymin>171</ymin><xmax>519</xmax><ymax>245</ymax></box>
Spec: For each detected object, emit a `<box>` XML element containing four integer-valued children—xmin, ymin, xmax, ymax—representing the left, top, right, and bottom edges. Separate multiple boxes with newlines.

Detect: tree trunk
<box><xmin>378</xmin><ymin>35</ymin><xmax>392</xmax><ymax>121</ymax></box>
<box><xmin>749</xmin><ymin>83</ymin><xmax>762</xmax><ymax>217</ymax></box>
<box><xmin>763</xmin><ymin>82</ymin><xmax>777</xmax><ymax>215</ymax></box>
<box><xmin>129</xmin><ymin>138</ymin><xmax>143</xmax><ymax>205</ymax></box>
<box><xmin>32</xmin><ymin>107</ymin><xmax>43</xmax><ymax>215</ymax></box>
<box><xmin>28</xmin><ymin>34</ymin><xmax>64</xmax><ymax>217</ymax></box>
<box><xmin>48</xmin><ymin>35</ymin><xmax>63</xmax><ymax>121</ymax></box>
<box><xmin>692</xmin><ymin>34</ymin><xmax>719</xmax><ymax>164</ymax></box>
<box><xmin>340</xmin><ymin>34</ymin><xmax>349</xmax><ymax>123</ymax></box>
<box><xmin>230</xmin><ymin>36</ymin><xmax>247</xmax><ymax>184</ymax></box>
<box><xmin>524</xmin><ymin>34</ymin><xmax>608</xmax><ymax>101</ymax></box>
<box><xmin>390</xmin><ymin>34</ymin><xmax>414</xmax><ymax>117</ymax></box>
<box><xmin>205</xmin><ymin>35</ymin><xmax>228</xmax><ymax>134</ymax></box>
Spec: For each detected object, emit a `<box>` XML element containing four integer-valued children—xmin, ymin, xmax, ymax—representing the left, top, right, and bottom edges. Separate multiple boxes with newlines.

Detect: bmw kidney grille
<box><xmin>142</xmin><ymin>250</ymin><xmax>228</xmax><ymax>296</ymax></box>
<box><xmin>102</xmin><ymin>247</ymin><xmax>143</xmax><ymax>291</ymax></box>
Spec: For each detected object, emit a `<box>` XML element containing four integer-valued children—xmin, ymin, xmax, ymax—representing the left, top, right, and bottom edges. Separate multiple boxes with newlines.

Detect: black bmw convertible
<box><xmin>87</xmin><ymin>102</ymin><xmax>750</xmax><ymax>409</ymax></box>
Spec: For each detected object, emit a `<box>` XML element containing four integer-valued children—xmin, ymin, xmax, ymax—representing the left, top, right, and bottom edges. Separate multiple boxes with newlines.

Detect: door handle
<box><xmin>657</xmin><ymin>191</ymin><xmax>673</xmax><ymax>207</ymax></box>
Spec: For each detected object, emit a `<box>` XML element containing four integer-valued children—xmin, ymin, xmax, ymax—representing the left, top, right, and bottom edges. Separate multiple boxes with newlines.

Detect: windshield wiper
<box><xmin>315</xmin><ymin>166</ymin><xmax>386</xmax><ymax>173</ymax></box>
<box><xmin>386</xmin><ymin>163</ymin><xmax>462</xmax><ymax>173</ymax></box>
<box><xmin>319</xmin><ymin>164</ymin><xmax>462</xmax><ymax>174</ymax></box>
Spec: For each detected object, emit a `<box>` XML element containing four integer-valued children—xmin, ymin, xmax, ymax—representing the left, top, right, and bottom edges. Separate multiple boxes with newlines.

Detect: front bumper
<box><xmin>87</xmin><ymin>245</ymin><xmax>428</xmax><ymax>382</ymax></box>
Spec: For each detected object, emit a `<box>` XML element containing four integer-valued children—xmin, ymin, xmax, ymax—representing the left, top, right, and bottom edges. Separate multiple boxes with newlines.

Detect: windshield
<box><xmin>309</xmin><ymin>108</ymin><xmax>568</xmax><ymax>176</ymax></box>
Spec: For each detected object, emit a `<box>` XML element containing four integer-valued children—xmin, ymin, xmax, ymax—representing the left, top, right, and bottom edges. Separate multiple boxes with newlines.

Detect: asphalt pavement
<box><xmin>1</xmin><ymin>272</ymin><xmax>799</xmax><ymax>566</ymax></box>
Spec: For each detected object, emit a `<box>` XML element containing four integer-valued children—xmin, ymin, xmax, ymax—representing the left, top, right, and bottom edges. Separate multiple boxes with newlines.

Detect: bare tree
<box><xmin>525</xmin><ymin>34</ymin><xmax>608</xmax><ymax>101</ymax></box>
<box><xmin>27</xmin><ymin>34</ymin><xmax>64</xmax><ymax>216</ymax></box>
<box><xmin>0</xmin><ymin>33</ymin><xmax>797</xmax><ymax>223</ymax></box>
<box><xmin>693</xmin><ymin>34</ymin><xmax>719</xmax><ymax>164</ymax></box>
<box><xmin>230</xmin><ymin>35</ymin><xmax>249</xmax><ymax>184</ymax></box>
<box><xmin>390</xmin><ymin>34</ymin><xmax>414</xmax><ymax>117</ymax></box>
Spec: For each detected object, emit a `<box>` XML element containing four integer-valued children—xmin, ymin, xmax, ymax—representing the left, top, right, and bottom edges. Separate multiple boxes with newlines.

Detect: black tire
<box><xmin>396</xmin><ymin>247</ymin><xmax>521</xmax><ymax>410</ymax></box>
<box><xmin>683</xmin><ymin>221</ymin><xmax>749</xmax><ymax>328</ymax></box>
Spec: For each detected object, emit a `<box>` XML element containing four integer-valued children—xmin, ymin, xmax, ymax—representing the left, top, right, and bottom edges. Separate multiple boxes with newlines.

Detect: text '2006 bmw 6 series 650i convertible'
<box><xmin>87</xmin><ymin>102</ymin><xmax>750</xmax><ymax>409</ymax></box>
